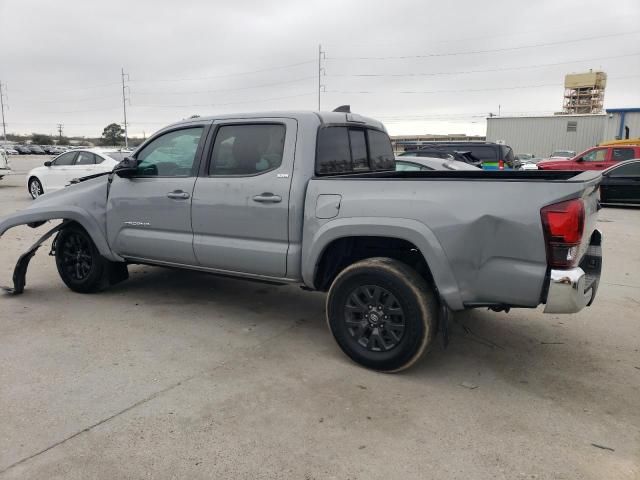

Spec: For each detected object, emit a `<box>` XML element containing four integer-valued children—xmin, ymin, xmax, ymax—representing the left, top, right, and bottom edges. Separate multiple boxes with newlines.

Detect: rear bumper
<box><xmin>544</xmin><ymin>230</ymin><xmax>602</xmax><ymax>314</ymax></box>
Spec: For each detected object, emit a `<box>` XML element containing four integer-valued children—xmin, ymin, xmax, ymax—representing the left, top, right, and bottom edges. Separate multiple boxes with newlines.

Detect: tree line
<box><xmin>5</xmin><ymin>123</ymin><xmax>145</xmax><ymax>147</ymax></box>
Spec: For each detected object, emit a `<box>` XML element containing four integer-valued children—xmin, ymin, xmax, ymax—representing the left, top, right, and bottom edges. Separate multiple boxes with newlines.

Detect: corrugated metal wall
<box><xmin>603</xmin><ymin>112</ymin><xmax>640</xmax><ymax>141</ymax></box>
<box><xmin>486</xmin><ymin>115</ymin><xmax>606</xmax><ymax>157</ymax></box>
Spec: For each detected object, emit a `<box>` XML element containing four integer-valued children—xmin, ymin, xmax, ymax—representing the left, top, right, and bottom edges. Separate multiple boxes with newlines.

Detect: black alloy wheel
<box><xmin>55</xmin><ymin>224</ymin><xmax>109</xmax><ymax>293</ymax></box>
<box><xmin>327</xmin><ymin>257</ymin><xmax>437</xmax><ymax>372</ymax></box>
<box><xmin>59</xmin><ymin>230</ymin><xmax>94</xmax><ymax>282</ymax></box>
<box><xmin>344</xmin><ymin>285</ymin><xmax>406</xmax><ymax>352</ymax></box>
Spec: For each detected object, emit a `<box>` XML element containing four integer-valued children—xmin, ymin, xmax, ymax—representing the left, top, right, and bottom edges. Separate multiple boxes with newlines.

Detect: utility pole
<box><xmin>121</xmin><ymin>68</ymin><xmax>130</xmax><ymax>148</ymax></box>
<box><xmin>0</xmin><ymin>81</ymin><xmax>7</xmax><ymax>141</ymax></box>
<box><xmin>57</xmin><ymin>123</ymin><xmax>63</xmax><ymax>143</ymax></box>
<box><xmin>318</xmin><ymin>44</ymin><xmax>325</xmax><ymax>111</ymax></box>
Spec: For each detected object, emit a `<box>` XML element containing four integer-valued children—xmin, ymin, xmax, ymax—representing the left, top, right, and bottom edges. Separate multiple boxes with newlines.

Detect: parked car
<box><xmin>516</xmin><ymin>154</ymin><xmax>544</xmax><ymax>171</ymax></box>
<box><xmin>538</xmin><ymin>145</ymin><xmax>640</xmax><ymax>171</ymax></box>
<box><xmin>42</xmin><ymin>145</ymin><xmax>66</xmax><ymax>155</ymax></box>
<box><xmin>0</xmin><ymin>149</ymin><xmax>12</xmax><ymax>179</ymax></box>
<box><xmin>407</xmin><ymin>142</ymin><xmax>519</xmax><ymax>170</ymax></box>
<box><xmin>398</xmin><ymin>147</ymin><xmax>482</xmax><ymax>166</ymax></box>
<box><xmin>26</xmin><ymin>148</ymin><xmax>122</xmax><ymax>199</ymax></box>
<box><xmin>28</xmin><ymin>145</ymin><xmax>46</xmax><ymax>155</ymax></box>
<box><xmin>1</xmin><ymin>145</ymin><xmax>19</xmax><ymax>155</ymax></box>
<box><xmin>599</xmin><ymin>159</ymin><xmax>640</xmax><ymax>206</ymax></box>
<box><xmin>396</xmin><ymin>155</ymin><xmax>480</xmax><ymax>171</ymax></box>
<box><xmin>0</xmin><ymin>111</ymin><xmax>603</xmax><ymax>372</ymax></box>
<box><xmin>15</xmin><ymin>145</ymin><xmax>32</xmax><ymax>154</ymax></box>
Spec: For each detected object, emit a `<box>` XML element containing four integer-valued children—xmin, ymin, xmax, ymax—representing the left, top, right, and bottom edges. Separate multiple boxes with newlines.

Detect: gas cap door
<box><xmin>315</xmin><ymin>194</ymin><xmax>342</xmax><ymax>219</ymax></box>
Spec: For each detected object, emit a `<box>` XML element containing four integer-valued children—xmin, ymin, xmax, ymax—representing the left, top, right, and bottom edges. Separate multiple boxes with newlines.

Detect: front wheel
<box><xmin>326</xmin><ymin>257</ymin><xmax>438</xmax><ymax>372</ymax></box>
<box><xmin>54</xmin><ymin>224</ymin><xmax>110</xmax><ymax>293</ymax></box>
<box><xmin>28</xmin><ymin>177</ymin><xmax>43</xmax><ymax>199</ymax></box>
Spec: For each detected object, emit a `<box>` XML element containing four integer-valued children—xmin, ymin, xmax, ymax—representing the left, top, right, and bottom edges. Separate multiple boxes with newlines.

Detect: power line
<box><xmin>8</xmin><ymin>81</ymin><xmax>122</xmax><ymax>96</ymax></box>
<box><xmin>15</xmin><ymin>94</ymin><xmax>122</xmax><ymax>106</ymax></box>
<box><xmin>135</xmin><ymin>91</ymin><xmax>315</xmax><ymax>109</ymax></box>
<box><xmin>327</xmin><ymin>30</ymin><xmax>640</xmax><ymax>60</ymax></box>
<box><xmin>327</xmin><ymin>74</ymin><xmax>640</xmax><ymax>95</ymax></box>
<box><xmin>327</xmin><ymin>52</ymin><xmax>640</xmax><ymax>78</ymax></box>
<box><xmin>133</xmin><ymin>76</ymin><xmax>316</xmax><ymax>96</ymax></box>
<box><xmin>130</xmin><ymin>59</ymin><xmax>316</xmax><ymax>84</ymax></box>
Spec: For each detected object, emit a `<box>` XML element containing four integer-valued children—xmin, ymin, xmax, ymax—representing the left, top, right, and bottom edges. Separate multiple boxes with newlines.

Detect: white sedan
<box><xmin>27</xmin><ymin>148</ymin><xmax>128</xmax><ymax>199</ymax></box>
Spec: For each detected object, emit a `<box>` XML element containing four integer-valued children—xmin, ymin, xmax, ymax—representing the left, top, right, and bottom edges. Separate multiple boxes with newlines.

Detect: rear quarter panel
<box><xmin>302</xmin><ymin>174</ymin><xmax>600</xmax><ymax>310</ymax></box>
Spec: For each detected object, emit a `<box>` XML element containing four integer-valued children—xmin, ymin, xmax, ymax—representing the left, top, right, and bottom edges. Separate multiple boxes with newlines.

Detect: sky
<box><xmin>0</xmin><ymin>0</ymin><xmax>639</xmax><ymax>139</ymax></box>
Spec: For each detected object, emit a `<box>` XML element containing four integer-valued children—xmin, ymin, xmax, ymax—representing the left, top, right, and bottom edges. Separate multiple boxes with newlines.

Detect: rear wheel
<box><xmin>28</xmin><ymin>177</ymin><xmax>43</xmax><ymax>199</ymax></box>
<box><xmin>55</xmin><ymin>224</ymin><xmax>110</xmax><ymax>293</ymax></box>
<box><xmin>326</xmin><ymin>257</ymin><xmax>437</xmax><ymax>372</ymax></box>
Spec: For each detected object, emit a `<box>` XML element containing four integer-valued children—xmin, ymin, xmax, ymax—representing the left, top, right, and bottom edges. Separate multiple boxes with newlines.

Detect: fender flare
<box><xmin>0</xmin><ymin>206</ymin><xmax>122</xmax><ymax>262</ymax></box>
<box><xmin>302</xmin><ymin>217</ymin><xmax>464</xmax><ymax>310</ymax></box>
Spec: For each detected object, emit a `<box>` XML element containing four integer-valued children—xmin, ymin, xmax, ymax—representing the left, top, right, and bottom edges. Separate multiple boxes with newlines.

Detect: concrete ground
<box><xmin>0</xmin><ymin>156</ymin><xmax>638</xmax><ymax>479</ymax></box>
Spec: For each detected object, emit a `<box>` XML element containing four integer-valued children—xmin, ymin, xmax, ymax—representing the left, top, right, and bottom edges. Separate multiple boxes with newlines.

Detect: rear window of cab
<box><xmin>316</xmin><ymin>126</ymin><xmax>395</xmax><ymax>175</ymax></box>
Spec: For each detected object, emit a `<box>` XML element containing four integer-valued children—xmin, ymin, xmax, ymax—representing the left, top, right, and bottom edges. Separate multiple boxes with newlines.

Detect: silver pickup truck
<box><xmin>0</xmin><ymin>111</ymin><xmax>602</xmax><ymax>372</ymax></box>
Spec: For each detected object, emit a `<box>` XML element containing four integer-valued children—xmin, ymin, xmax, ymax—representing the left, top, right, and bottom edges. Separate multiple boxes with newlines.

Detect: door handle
<box><xmin>167</xmin><ymin>190</ymin><xmax>190</xmax><ymax>200</ymax></box>
<box><xmin>252</xmin><ymin>193</ymin><xmax>282</xmax><ymax>203</ymax></box>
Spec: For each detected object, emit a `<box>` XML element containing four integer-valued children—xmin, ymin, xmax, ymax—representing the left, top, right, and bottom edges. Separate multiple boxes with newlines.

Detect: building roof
<box><xmin>605</xmin><ymin>108</ymin><xmax>640</xmax><ymax>113</ymax></box>
<box><xmin>486</xmin><ymin>113</ymin><xmax>606</xmax><ymax>120</ymax></box>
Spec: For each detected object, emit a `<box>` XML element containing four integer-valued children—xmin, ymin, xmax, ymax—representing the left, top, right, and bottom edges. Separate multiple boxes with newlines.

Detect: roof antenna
<box><xmin>333</xmin><ymin>105</ymin><xmax>351</xmax><ymax>113</ymax></box>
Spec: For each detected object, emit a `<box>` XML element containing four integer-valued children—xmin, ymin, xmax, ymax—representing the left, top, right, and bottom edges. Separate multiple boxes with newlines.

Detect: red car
<box><xmin>537</xmin><ymin>145</ymin><xmax>640</xmax><ymax>171</ymax></box>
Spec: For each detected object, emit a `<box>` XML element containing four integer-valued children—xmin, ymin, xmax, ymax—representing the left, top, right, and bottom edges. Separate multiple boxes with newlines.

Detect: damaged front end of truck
<box><xmin>0</xmin><ymin>173</ymin><xmax>125</xmax><ymax>294</ymax></box>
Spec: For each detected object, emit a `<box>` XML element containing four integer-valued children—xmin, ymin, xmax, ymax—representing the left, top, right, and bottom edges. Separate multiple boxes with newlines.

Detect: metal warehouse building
<box><xmin>486</xmin><ymin>108</ymin><xmax>640</xmax><ymax>157</ymax></box>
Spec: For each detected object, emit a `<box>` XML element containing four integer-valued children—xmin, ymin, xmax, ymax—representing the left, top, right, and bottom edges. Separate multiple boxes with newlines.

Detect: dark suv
<box><xmin>404</xmin><ymin>142</ymin><xmax>519</xmax><ymax>170</ymax></box>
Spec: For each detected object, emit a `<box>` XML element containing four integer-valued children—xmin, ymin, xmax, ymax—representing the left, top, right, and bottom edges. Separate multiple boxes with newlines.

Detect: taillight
<box><xmin>540</xmin><ymin>199</ymin><xmax>585</xmax><ymax>268</ymax></box>
<box><xmin>498</xmin><ymin>160</ymin><xmax>505</xmax><ymax>170</ymax></box>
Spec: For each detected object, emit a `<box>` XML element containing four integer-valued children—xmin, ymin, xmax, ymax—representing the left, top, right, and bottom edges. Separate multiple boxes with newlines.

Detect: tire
<box><xmin>54</xmin><ymin>224</ymin><xmax>110</xmax><ymax>293</ymax></box>
<box><xmin>28</xmin><ymin>177</ymin><xmax>44</xmax><ymax>199</ymax></box>
<box><xmin>326</xmin><ymin>257</ymin><xmax>438</xmax><ymax>372</ymax></box>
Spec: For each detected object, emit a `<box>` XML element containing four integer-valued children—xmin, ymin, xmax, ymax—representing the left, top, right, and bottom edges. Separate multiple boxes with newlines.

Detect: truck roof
<box><xmin>166</xmin><ymin>111</ymin><xmax>386</xmax><ymax>132</ymax></box>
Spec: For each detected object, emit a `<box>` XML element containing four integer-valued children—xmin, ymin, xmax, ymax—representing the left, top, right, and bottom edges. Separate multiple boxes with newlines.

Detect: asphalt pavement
<box><xmin>0</xmin><ymin>156</ymin><xmax>638</xmax><ymax>479</ymax></box>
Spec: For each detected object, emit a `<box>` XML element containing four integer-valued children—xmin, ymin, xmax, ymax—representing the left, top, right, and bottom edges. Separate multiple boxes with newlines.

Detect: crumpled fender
<box><xmin>0</xmin><ymin>176</ymin><xmax>122</xmax><ymax>262</ymax></box>
<box><xmin>1</xmin><ymin>220</ymin><xmax>70</xmax><ymax>294</ymax></box>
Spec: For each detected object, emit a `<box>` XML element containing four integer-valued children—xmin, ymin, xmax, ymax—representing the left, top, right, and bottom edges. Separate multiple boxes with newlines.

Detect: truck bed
<box><xmin>302</xmin><ymin>169</ymin><xmax>601</xmax><ymax>311</ymax></box>
<box><xmin>316</xmin><ymin>169</ymin><xmax>599</xmax><ymax>183</ymax></box>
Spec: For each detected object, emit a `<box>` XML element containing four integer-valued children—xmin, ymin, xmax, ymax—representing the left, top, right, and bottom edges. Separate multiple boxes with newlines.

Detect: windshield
<box><xmin>552</xmin><ymin>151</ymin><xmax>574</xmax><ymax>157</ymax></box>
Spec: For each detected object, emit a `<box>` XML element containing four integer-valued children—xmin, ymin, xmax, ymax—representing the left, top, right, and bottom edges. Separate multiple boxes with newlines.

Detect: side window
<box><xmin>582</xmin><ymin>149</ymin><xmax>606</xmax><ymax>162</ymax></box>
<box><xmin>609</xmin><ymin>162</ymin><xmax>640</xmax><ymax>177</ymax></box>
<box><xmin>136</xmin><ymin>127</ymin><xmax>204</xmax><ymax>176</ymax></box>
<box><xmin>316</xmin><ymin>127</ymin><xmax>351</xmax><ymax>174</ymax></box>
<box><xmin>396</xmin><ymin>162</ymin><xmax>428</xmax><ymax>171</ymax></box>
<box><xmin>466</xmin><ymin>146</ymin><xmax>497</xmax><ymax>162</ymax></box>
<box><xmin>612</xmin><ymin>148</ymin><xmax>635</xmax><ymax>161</ymax></box>
<box><xmin>316</xmin><ymin>127</ymin><xmax>395</xmax><ymax>175</ymax></box>
<box><xmin>209</xmin><ymin>124</ymin><xmax>285</xmax><ymax>176</ymax></box>
<box><xmin>368</xmin><ymin>129</ymin><xmax>395</xmax><ymax>170</ymax></box>
<box><xmin>75</xmin><ymin>151</ymin><xmax>96</xmax><ymax>165</ymax></box>
<box><xmin>53</xmin><ymin>152</ymin><xmax>76</xmax><ymax>166</ymax></box>
<box><xmin>503</xmin><ymin>146</ymin><xmax>515</xmax><ymax>163</ymax></box>
<box><xmin>349</xmin><ymin>129</ymin><xmax>368</xmax><ymax>171</ymax></box>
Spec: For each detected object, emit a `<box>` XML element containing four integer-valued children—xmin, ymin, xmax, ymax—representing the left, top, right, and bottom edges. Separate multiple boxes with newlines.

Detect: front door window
<box><xmin>582</xmin><ymin>149</ymin><xmax>607</xmax><ymax>162</ymax></box>
<box><xmin>135</xmin><ymin>127</ymin><xmax>204</xmax><ymax>176</ymax></box>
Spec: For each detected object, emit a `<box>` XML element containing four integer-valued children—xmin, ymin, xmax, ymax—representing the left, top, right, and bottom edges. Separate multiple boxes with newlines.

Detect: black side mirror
<box><xmin>576</xmin><ymin>157</ymin><xmax>584</xmax><ymax>162</ymax></box>
<box><xmin>44</xmin><ymin>161</ymin><xmax>52</xmax><ymax>167</ymax></box>
<box><xmin>113</xmin><ymin>157</ymin><xmax>138</xmax><ymax>178</ymax></box>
